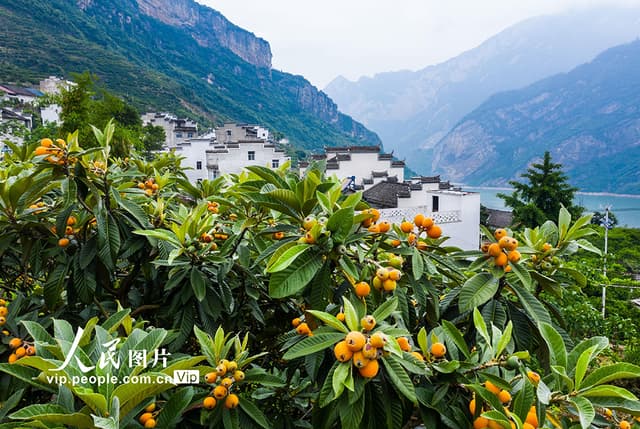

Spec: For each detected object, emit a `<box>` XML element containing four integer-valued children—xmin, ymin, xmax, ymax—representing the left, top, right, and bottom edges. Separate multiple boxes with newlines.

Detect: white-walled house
<box><xmin>300</xmin><ymin>147</ymin><xmax>480</xmax><ymax>250</ymax></box>
<box><xmin>299</xmin><ymin>146</ymin><xmax>405</xmax><ymax>189</ymax></box>
<box><xmin>150</xmin><ymin>121</ymin><xmax>289</xmax><ymax>183</ymax></box>
<box><xmin>142</xmin><ymin>112</ymin><xmax>198</xmax><ymax>148</ymax></box>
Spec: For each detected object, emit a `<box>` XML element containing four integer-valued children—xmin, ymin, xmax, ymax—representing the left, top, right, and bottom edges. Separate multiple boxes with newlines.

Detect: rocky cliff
<box><xmin>0</xmin><ymin>0</ymin><xmax>380</xmax><ymax>151</ymax></box>
<box><xmin>135</xmin><ymin>0</ymin><xmax>272</xmax><ymax>69</ymax></box>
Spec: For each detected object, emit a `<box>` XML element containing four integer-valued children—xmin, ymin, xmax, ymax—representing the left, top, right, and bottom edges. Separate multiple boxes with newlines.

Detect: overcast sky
<box><xmin>198</xmin><ymin>0</ymin><xmax>640</xmax><ymax>89</ymax></box>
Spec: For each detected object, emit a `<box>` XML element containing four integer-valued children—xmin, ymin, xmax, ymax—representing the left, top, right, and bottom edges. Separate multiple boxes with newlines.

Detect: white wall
<box><xmin>174</xmin><ymin>138</ymin><xmax>214</xmax><ymax>182</ymax></box>
<box><xmin>206</xmin><ymin>141</ymin><xmax>290</xmax><ymax>178</ymax></box>
<box><xmin>40</xmin><ymin>104</ymin><xmax>61</xmax><ymax>125</ymax></box>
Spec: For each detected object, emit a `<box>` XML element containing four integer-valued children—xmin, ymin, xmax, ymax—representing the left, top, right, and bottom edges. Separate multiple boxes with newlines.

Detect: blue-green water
<box><xmin>465</xmin><ymin>187</ymin><xmax>640</xmax><ymax>228</ymax></box>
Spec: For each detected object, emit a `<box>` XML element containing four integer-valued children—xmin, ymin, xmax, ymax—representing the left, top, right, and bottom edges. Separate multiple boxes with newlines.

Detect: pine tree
<box><xmin>498</xmin><ymin>151</ymin><xmax>583</xmax><ymax>228</ymax></box>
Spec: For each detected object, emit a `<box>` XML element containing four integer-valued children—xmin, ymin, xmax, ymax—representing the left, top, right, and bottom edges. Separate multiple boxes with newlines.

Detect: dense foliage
<box><xmin>0</xmin><ymin>122</ymin><xmax>639</xmax><ymax>429</ymax></box>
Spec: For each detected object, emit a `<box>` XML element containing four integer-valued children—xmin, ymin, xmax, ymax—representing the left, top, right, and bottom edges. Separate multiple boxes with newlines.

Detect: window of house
<box><xmin>187</xmin><ymin>132</ymin><xmax>194</xmax><ymax>138</ymax></box>
<box><xmin>209</xmin><ymin>169</ymin><xmax>219</xmax><ymax>179</ymax></box>
<box><xmin>226</xmin><ymin>130</ymin><xmax>232</xmax><ymax>141</ymax></box>
<box><xmin>432</xmin><ymin>195</ymin><xmax>440</xmax><ymax>212</ymax></box>
<box><xmin>196</xmin><ymin>161</ymin><xmax>202</xmax><ymax>170</ymax></box>
<box><xmin>271</xmin><ymin>159</ymin><xmax>279</xmax><ymax>168</ymax></box>
<box><xmin>176</xmin><ymin>132</ymin><xmax>182</xmax><ymax>138</ymax></box>
<box><xmin>248</xmin><ymin>151</ymin><xmax>255</xmax><ymax>161</ymax></box>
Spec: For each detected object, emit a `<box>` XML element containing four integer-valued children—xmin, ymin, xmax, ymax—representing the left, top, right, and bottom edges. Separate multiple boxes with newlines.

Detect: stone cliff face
<box><xmin>135</xmin><ymin>0</ymin><xmax>272</xmax><ymax>69</ymax></box>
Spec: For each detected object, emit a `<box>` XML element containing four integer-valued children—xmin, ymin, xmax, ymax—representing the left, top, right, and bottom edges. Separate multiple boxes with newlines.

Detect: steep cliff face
<box><xmin>0</xmin><ymin>0</ymin><xmax>380</xmax><ymax>151</ymax></box>
<box><xmin>135</xmin><ymin>0</ymin><xmax>272</xmax><ymax>69</ymax></box>
<box><xmin>432</xmin><ymin>40</ymin><xmax>640</xmax><ymax>193</ymax></box>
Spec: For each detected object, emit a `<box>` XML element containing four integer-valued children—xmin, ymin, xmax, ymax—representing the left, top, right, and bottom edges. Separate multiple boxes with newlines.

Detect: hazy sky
<box><xmin>198</xmin><ymin>0</ymin><xmax>640</xmax><ymax>89</ymax></box>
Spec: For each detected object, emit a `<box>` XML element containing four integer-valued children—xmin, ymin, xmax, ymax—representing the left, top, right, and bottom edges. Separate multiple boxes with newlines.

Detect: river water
<box><xmin>464</xmin><ymin>187</ymin><xmax>640</xmax><ymax>228</ymax></box>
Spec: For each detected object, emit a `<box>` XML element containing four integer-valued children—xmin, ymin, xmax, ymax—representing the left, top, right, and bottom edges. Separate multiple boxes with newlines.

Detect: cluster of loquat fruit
<box><xmin>202</xmin><ymin>359</ymin><xmax>244</xmax><ymax>410</ymax></box>
<box><xmin>469</xmin><ymin>380</ymin><xmax>531</xmax><ymax>429</ymax></box>
<box><xmin>138</xmin><ymin>402</ymin><xmax>159</xmax><ymax>428</ymax></box>
<box><xmin>0</xmin><ymin>298</ymin><xmax>8</xmax><ymax>328</ymax></box>
<box><xmin>400</xmin><ymin>213</ymin><xmax>443</xmax><ymax>246</ymax></box>
<box><xmin>332</xmin><ymin>316</ymin><xmax>385</xmax><ymax>379</ymax></box>
<box><xmin>27</xmin><ymin>200</ymin><xmax>48</xmax><ymax>214</ymax></box>
<box><xmin>33</xmin><ymin>138</ymin><xmax>74</xmax><ymax>166</ymax></box>
<box><xmin>299</xmin><ymin>214</ymin><xmax>328</xmax><ymax>245</ymax></box>
<box><xmin>56</xmin><ymin>215</ymin><xmax>78</xmax><ymax>248</ymax></box>
<box><xmin>7</xmin><ymin>335</ymin><xmax>36</xmax><ymax>364</ymax></box>
<box><xmin>137</xmin><ymin>177</ymin><xmax>160</xmax><ymax>197</ymax></box>
<box><xmin>529</xmin><ymin>242</ymin><xmax>561</xmax><ymax>274</ymax></box>
<box><xmin>292</xmin><ymin>317</ymin><xmax>313</xmax><ymax>337</ymax></box>
<box><xmin>371</xmin><ymin>265</ymin><xmax>403</xmax><ymax>293</ymax></box>
<box><xmin>481</xmin><ymin>229</ymin><xmax>520</xmax><ymax>272</ymax></box>
<box><xmin>207</xmin><ymin>201</ymin><xmax>220</xmax><ymax>214</ymax></box>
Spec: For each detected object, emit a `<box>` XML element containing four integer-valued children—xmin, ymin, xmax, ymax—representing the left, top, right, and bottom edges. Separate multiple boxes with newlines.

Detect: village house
<box><xmin>299</xmin><ymin>146</ymin><xmax>480</xmax><ymax>250</ymax></box>
<box><xmin>142</xmin><ymin>115</ymin><xmax>290</xmax><ymax>183</ymax></box>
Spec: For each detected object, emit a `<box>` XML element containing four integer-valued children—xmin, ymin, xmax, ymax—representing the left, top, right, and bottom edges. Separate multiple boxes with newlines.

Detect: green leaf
<box><xmin>194</xmin><ymin>326</ymin><xmax>218</xmax><ymax>367</ymax></box>
<box><xmin>266</xmin><ymin>244</ymin><xmax>310</xmax><ymax>273</ymax></box>
<box><xmin>495</xmin><ymin>321</ymin><xmax>513</xmax><ymax>358</ymax></box>
<box><xmin>473</xmin><ymin>308</ymin><xmax>491</xmax><ymax>347</ymax></box>
<box><xmin>190</xmin><ymin>267</ymin><xmax>207</xmax><ymax>301</ymax></box>
<box><xmin>412</xmin><ymin>247</ymin><xmax>424</xmax><ymax>279</ymax></box>
<box><xmin>342</xmin><ymin>296</ymin><xmax>360</xmax><ymax>332</ymax></box>
<box><xmin>382</xmin><ymin>355</ymin><xmax>417</xmax><ymax>403</ymax></box>
<box><xmin>417</xmin><ymin>327</ymin><xmax>428</xmax><ymax>356</ymax></box>
<box><xmin>458</xmin><ymin>273</ymin><xmax>499</xmax><ymax>313</ymax></box>
<box><xmin>156</xmin><ymin>387</ymin><xmax>194</xmax><ymax>428</ymax></box>
<box><xmin>579</xmin><ymin>385</ymin><xmax>638</xmax><ymax>400</ymax></box>
<box><xmin>574</xmin><ymin>345</ymin><xmax>599</xmax><ymax>390</ymax></box>
<box><xmin>283</xmin><ymin>332</ymin><xmax>346</xmax><ymax>360</ymax></box>
<box><xmin>372</xmin><ymin>296</ymin><xmax>398</xmax><ymax>322</ymax></box>
<box><xmin>239</xmin><ymin>397</ymin><xmax>271</xmax><ymax>429</ymax></box>
<box><xmin>538</xmin><ymin>322</ymin><xmax>567</xmax><ymax>368</ymax></box>
<box><xmin>466</xmin><ymin>385</ymin><xmax>508</xmax><ymax>417</ymax></box>
<box><xmin>319</xmin><ymin>361</ymin><xmax>340</xmax><ymax>408</ymax></box>
<box><xmin>509</xmin><ymin>260</ymin><xmax>532</xmax><ymax>287</ymax></box>
<box><xmin>306</xmin><ymin>310</ymin><xmax>349</xmax><ymax>334</ymax></box>
<box><xmin>581</xmin><ymin>363</ymin><xmax>640</xmax><ymax>389</ymax></box>
<box><xmin>586</xmin><ymin>397</ymin><xmax>640</xmax><ymax>414</ymax></box>
<box><xmin>268</xmin><ymin>251</ymin><xmax>324</xmax><ymax>298</ymax></box>
<box><xmin>326</xmin><ymin>207</ymin><xmax>355</xmax><ymax>242</ymax></box>
<box><xmin>483</xmin><ymin>410</ymin><xmax>512</xmax><ymax>429</ymax></box>
<box><xmin>575</xmin><ymin>239</ymin><xmax>602</xmax><ymax>255</ymax></box>
<box><xmin>9</xmin><ymin>404</ymin><xmax>95</xmax><ymax>428</ymax></box>
<box><xmin>509</xmin><ymin>281</ymin><xmax>552</xmax><ymax>325</ymax></box>
<box><xmin>332</xmin><ymin>361</ymin><xmax>350</xmax><ymax>398</ymax></box>
<box><xmin>558</xmin><ymin>206</ymin><xmax>571</xmax><ymax>241</ymax></box>
<box><xmin>569</xmin><ymin>396</ymin><xmax>595</xmax><ymax>429</ymax></box>
<box><xmin>537</xmin><ymin>379</ymin><xmax>552</xmax><ymax>405</ymax></box>
<box><xmin>440</xmin><ymin>320</ymin><xmax>470</xmax><ymax>359</ymax></box>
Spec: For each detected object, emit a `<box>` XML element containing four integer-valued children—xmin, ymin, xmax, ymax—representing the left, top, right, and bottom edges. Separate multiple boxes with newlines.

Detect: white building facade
<box><xmin>300</xmin><ymin>147</ymin><xmax>480</xmax><ymax>250</ymax></box>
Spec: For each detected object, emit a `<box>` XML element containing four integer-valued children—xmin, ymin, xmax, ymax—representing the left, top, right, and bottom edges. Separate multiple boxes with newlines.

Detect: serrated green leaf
<box><xmin>239</xmin><ymin>397</ymin><xmax>271</xmax><ymax>429</ymax></box>
<box><xmin>266</xmin><ymin>244</ymin><xmax>310</xmax><ymax>273</ymax></box>
<box><xmin>581</xmin><ymin>363</ymin><xmax>640</xmax><ymax>389</ymax></box>
<box><xmin>332</xmin><ymin>361</ymin><xmax>350</xmax><ymax>398</ymax></box>
<box><xmin>569</xmin><ymin>396</ymin><xmax>595</xmax><ymax>429</ymax></box>
<box><xmin>412</xmin><ymin>247</ymin><xmax>424</xmax><ymax>279</ymax></box>
<box><xmin>268</xmin><ymin>251</ymin><xmax>323</xmax><ymax>298</ymax></box>
<box><xmin>441</xmin><ymin>320</ymin><xmax>470</xmax><ymax>359</ymax></box>
<box><xmin>283</xmin><ymin>332</ymin><xmax>346</xmax><ymax>360</ymax></box>
<box><xmin>342</xmin><ymin>296</ymin><xmax>360</xmax><ymax>332</ymax></box>
<box><xmin>372</xmin><ymin>296</ymin><xmax>398</xmax><ymax>322</ymax></box>
<box><xmin>306</xmin><ymin>310</ymin><xmax>349</xmax><ymax>334</ymax></box>
<box><xmin>579</xmin><ymin>385</ymin><xmax>638</xmax><ymax>400</ymax></box>
<box><xmin>382</xmin><ymin>355</ymin><xmax>416</xmax><ymax>403</ymax></box>
<box><xmin>459</xmin><ymin>273</ymin><xmax>499</xmax><ymax>313</ymax></box>
<box><xmin>326</xmin><ymin>207</ymin><xmax>355</xmax><ymax>242</ymax></box>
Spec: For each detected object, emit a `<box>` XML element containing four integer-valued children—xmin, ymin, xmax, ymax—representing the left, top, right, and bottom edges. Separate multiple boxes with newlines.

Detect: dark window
<box><xmin>196</xmin><ymin>161</ymin><xmax>202</xmax><ymax>170</ymax></box>
<box><xmin>248</xmin><ymin>151</ymin><xmax>255</xmax><ymax>161</ymax></box>
<box><xmin>432</xmin><ymin>195</ymin><xmax>440</xmax><ymax>212</ymax></box>
<box><xmin>187</xmin><ymin>132</ymin><xmax>194</xmax><ymax>138</ymax></box>
<box><xmin>176</xmin><ymin>132</ymin><xmax>182</xmax><ymax>138</ymax></box>
<box><xmin>271</xmin><ymin>159</ymin><xmax>279</xmax><ymax>168</ymax></box>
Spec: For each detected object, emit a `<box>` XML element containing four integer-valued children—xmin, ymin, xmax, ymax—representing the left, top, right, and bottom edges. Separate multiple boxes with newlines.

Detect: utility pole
<box><xmin>601</xmin><ymin>205</ymin><xmax>611</xmax><ymax>318</ymax></box>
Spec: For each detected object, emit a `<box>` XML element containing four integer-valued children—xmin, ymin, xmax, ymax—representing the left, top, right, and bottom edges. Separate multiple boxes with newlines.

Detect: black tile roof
<box><xmin>363</xmin><ymin>181</ymin><xmax>412</xmax><ymax>209</ymax></box>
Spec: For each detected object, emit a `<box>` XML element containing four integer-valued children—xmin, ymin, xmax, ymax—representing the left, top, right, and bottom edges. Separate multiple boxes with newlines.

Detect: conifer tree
<box><xmin>498</xmin><ymin>151</ymin><xmax>582</xmax><ymax>228</ymax></box>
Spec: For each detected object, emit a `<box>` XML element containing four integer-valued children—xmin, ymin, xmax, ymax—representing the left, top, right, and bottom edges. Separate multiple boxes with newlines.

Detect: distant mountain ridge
<box><xmin>432</xmin><ymin>39</ymin><xmax>640</xmax><ymax>194</ymax></box>
<box><xmin>0</xmin><ymin>0</ymin><xmax>380</xmax><ymax>150</ymax></box>
<box><xmin>324</xmin><ymin>6</ymin><xmax>640</xmax><ymax>173</ymax></box>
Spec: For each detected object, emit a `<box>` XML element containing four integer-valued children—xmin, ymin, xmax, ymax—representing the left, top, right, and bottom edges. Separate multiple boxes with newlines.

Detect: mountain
<box><xmin>0</xmin><ymin>0</ymin><xmax>380</xmax><ymax>150</ymax></box>
<box><xmin>324</xmin><ymin>7</ymin><xmax>640</xmax><ymax>171</ymax></box>
<box><xmin>432</xmin><ymin>39</ymin><xmax>640</xmax><ymax>194</ymax></box>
